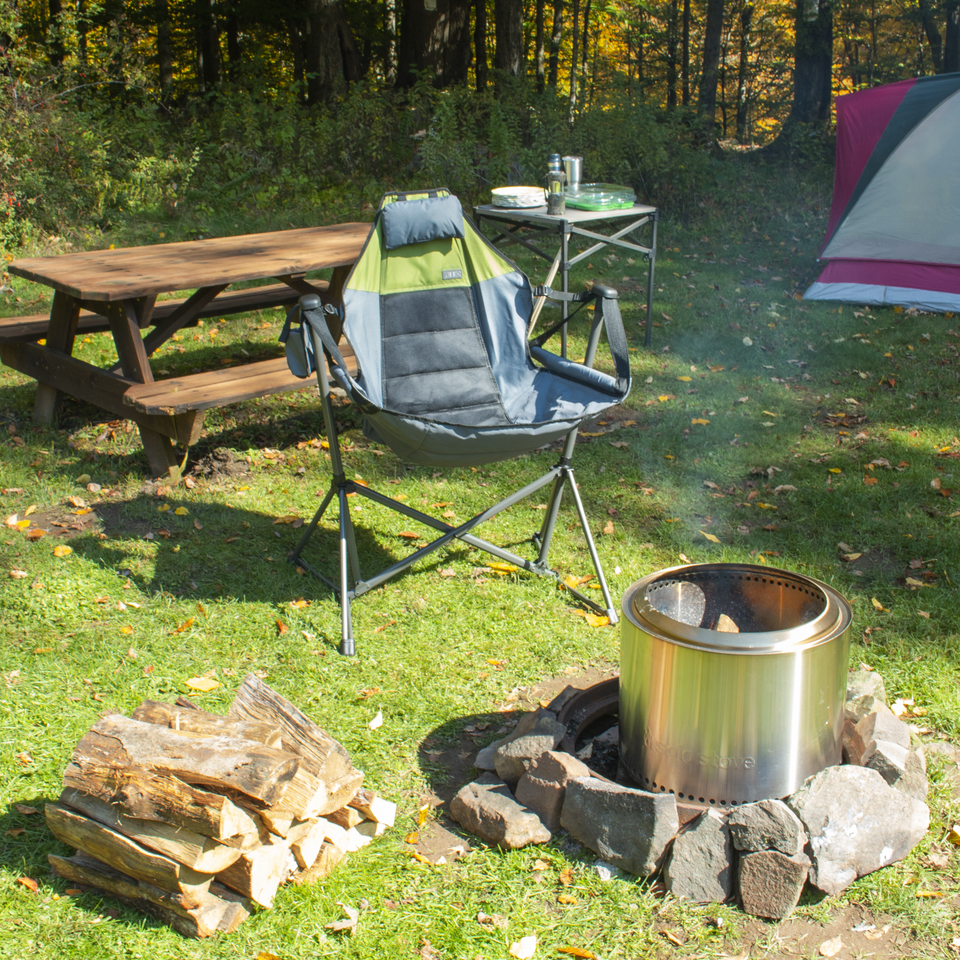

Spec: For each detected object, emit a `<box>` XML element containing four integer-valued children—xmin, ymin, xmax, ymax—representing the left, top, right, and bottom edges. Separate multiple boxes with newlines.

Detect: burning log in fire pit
<box><xmin>45</xmin><ymin>675</ymin><xmax>395</xmax><ymax>938</ymax></box>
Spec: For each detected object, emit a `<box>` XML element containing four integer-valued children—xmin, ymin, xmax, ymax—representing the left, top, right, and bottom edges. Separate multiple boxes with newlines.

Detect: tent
<box><xmin>804</xmin><ymin>72</ymin><xmax>960</xmax><ymax>312</ymax></box>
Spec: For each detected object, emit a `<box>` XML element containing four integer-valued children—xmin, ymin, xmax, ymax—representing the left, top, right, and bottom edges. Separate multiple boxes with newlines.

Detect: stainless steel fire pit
<box><xmin>620</xmin><ymin>563</ymin><xmax>851</xmax><ymax>807</ymax></box>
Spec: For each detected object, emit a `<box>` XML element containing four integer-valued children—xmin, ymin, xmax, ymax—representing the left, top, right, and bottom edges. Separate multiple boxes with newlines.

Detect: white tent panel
<box><xmin>804</xmin><ymin>280</ymin><xmax>960</xmax><ymax>312</ymax></box>
<box><xmin>822</xmin><ymin>89</ymin><xmax>960</xmax><ymax>266</ymax></box>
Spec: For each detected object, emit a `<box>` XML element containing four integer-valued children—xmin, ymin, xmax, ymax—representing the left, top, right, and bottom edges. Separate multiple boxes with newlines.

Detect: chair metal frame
<box><xmin>289</xmin><ymin>311</ymin><xmax>619</xmax><ymax>656</ymax></box>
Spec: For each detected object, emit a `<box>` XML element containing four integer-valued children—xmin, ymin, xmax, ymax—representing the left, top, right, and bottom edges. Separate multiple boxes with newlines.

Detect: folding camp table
<box><xmin>473</xmin><ymin>202</ymin><xmax>659</xmax><ymax>347</ymax></box>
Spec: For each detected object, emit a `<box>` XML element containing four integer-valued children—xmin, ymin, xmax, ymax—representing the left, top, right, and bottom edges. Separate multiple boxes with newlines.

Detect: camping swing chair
<box><xmin>281</xmin><ymin>188</ymin><xmax>632</xmax><ymax>654</ymax></box>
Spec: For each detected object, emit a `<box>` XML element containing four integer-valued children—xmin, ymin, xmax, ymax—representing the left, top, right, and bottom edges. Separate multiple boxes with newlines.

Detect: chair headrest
<box><xmin>381</xmin><ymin>194</ymin><xmax>465</xmax><ymax>250</ymax></box>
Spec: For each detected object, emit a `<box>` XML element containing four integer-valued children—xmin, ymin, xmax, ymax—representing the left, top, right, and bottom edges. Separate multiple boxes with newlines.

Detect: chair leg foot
<box><xmin>339</xmin><ymin>637</ymin><xmax>356</xmax><ymax>656</ymax></box>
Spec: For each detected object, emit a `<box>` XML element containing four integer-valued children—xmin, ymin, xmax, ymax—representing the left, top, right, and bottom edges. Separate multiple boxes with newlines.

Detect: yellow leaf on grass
<box><xmin>557</xmin><ymin>947</ymin><xmax>594</xmax><ymax>958</ymax></box>
<box><xmin>185</xmin><ymin>676</ymin><xmax>219</xmax><ymax>692</ymax></box>
<box><xmin>174</xmin><ymin>506</ymin><xmax>189</xmax><ymax>516</ymax></box>
<box><xmin>488</xmin><ymin>561</ymin><xmax>519</xmax><ymax>574</ymax></box>
<box><xmin>864</xmin><ymin>476</ymin><xmax>879</xmax><ymax>486</ymax></box>
<box><xmin>691</xmin><ymin>418</ymin><xmax>710</xmax><ymax>425</ymax></box>
<box><xmin>676</xmin><ymin>376</ymin><xmax>692</xmax><ymax>382</ymax></box>
<box><xmin>828</xmin><ymin>468</ymin><xmax>842</xmax><ymax>474</ymax></box>
<box><xmin>658</xmin><ymin>394</ymin><xmax>676</xmax><ymax>402</ymax></box>
<box><xmin>157</xmin><ymin>503</ymin><xmax>171</xmax><ymax>512</ymax></box>
<box><xmin>871</xmin><ymin>597</ymin><xmax>887</xmax><ymax>611</ymax></box>
<box><xmin>572</xmin><ymin>609</ymin><xmax>610</xmax><ymax>627</ymax></box>
<box><xmin>398</xmin><ymin>531</ymin><xmax>422</xmax><ymax>540</ymax></box>
<box><xmin>556</xmin><ymin>895</ymin><xmax>579</xmax><ymax>906</ymax></box>
<box><xmin>24</xmin><ymin>505</ymin><xmax>36</xmax><ymax>517</ymax></box>
<box><xmin>946</xmin><ymin>825</ymin><xmax>960</xmax><ymax>846</ymax></box>
<box><xmin>580</xmin><ymin>431</ymin><xmax>605</xmax><ymax>437</ymax></box>
<box><xmin>15</xmin><ymin>519</ymin><xmax>30</xmax><ymax>530</ymax></box>
<box><xmin>121</xmin><ymin>625</ymin><xmax>133</xmax><ymax>635</ymax></box>
<box><xmin>53</xmin><ymin>545</ymin><xmax>72</xmax><ymax>558</ymax></box>
<box><xmin>700</xmin><ymin>530</ymin><xmax>721</xmax><ymax>544</ymax></box>
<box><xmin>173</xmin><ymin>617</ymin><xmax>195</xmax><ymax>633</ymax></box>
<box><xmin>709</xmin><ymin>364</ymin><xmax>725</xmax><ymax>372</ymax></box>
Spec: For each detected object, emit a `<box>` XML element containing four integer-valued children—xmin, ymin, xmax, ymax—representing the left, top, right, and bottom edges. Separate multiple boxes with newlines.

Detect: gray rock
<box><xmin>856</xmin><ymin>709</ymin><xmax>911</xmax><ymax>750</ymax></box>
<box><xmin>846</xmin><ymin>667</ymin><xmax>886</xmax><ymax>704</ymax></box>
<box><xmin>727</xmin><ymin>799</ymin><xmax>807</xmax><ymax>856</ymax></box>
<box><xmin>494</xmin><ymin>714</ymin><xmax>567</xmax><ymax>785</ymax></box>
<box><xmin>862</xmin><ymin>739</ymin><xmax>909</xmax><ymax>781</ymax></box>
<box><xmin>845</xmin><ymin>694</ymin><xmax>882</xmax><ymax>723</ymax></box>
<box><xmin>738</xmin><ymin>850</ymin><xmax>811</xmax><ymax>919</ymax></box>
<box><xmin>449</xmin><ymin>775</ymin><xmax>551</xmax><ymax>849</ymax></box>
<box><xmin>663</xmin><ymin>809</ymin><xmax>736</xmax><ymax>903</ymax></box>
<box><xmin>560</xmin><ymin>777</ymin><xmax>678</xmax><ymax>877</ymax></box>
<box><xmin>476</xmin><ymin>707</ymin><xmax>559</xmax><ymax>773</ymax></box>
<box><xmin>787</xmin><ymin>765</ymin><xmax>929</xmax><ymax>895</ymax></box>
<box><xmin>514</xmin><ymin>751</ymin><xmax>593</xmax><ymax>832</ymax></box>
<box><xmin>842</xmin><ymin>717</ymin><xmax>867</xmax><ymax>764</ymax></box>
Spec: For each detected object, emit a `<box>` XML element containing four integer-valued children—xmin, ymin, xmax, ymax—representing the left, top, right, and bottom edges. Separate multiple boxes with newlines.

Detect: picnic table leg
<box><xmin>32</xmin><ymin>291</ymin><xmax>81</xmax><ymax>426</ymax></box>
<box><xmin>106</xmin><ymin>297</ymin><xmax>181</xmax><ymax>481</ymax></box>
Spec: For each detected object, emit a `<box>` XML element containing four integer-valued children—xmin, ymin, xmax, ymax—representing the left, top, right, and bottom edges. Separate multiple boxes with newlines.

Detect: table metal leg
<box><xmin>32</xmin><ymin>291</ymin><xmax>80</xmax><ymax>426</ymax></box>
<box><xmin>645</xmin><ymin>214</ymin><xmax>658</xmax><ymax>347</ymax></box>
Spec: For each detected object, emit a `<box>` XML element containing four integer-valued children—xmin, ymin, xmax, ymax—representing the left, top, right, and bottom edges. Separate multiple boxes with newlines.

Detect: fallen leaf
<box><xmin>276</xmin><ymin>620</ymin><xmax>288</xmax><ymax>634</ymax></box>
<box><xmin>369</xmin><ymin>709</ymin><xmax>384</xmax><ymax>730</ymax></box>
<box><xmin>9</xmin><ymin>569</ymin><xmax>28</xmax><ymax>579</ymax></box>
<box><xmin>691</xmin><ymin>417</ymin><xmax>710</xmax><ymax>425</ymax></box>
<box><xmin>559</xmin><ymin>867</ymin><xmax>574</xmax><ymax>886</ymax></box>
<box><xmin>14</xmin><ymin>804</ymin><xmax>38</xmax><ymax>815</ymax></box>
<box><xmin>53</xmin><ymin>545</ymin><xmax>72</xmax><ymax>558</ymax></box>
<box><xmin>947</xmin><ymin>825</ymin><xmax>960</xmax><ymax>846</ymax></box>
<box><xmin>185</xmin><ymin>676</ymin><xmax>219</xmax><ymax>692</ymax></box>
<box><xmin>325</xmin><ymin>902</ymin><xmax>360</xmax><ymax>935</ymax></box>
<box><xmin>841</xmin><ymin>552</ymin><xmax>862</xmax><ymax>562</ymax></box>
<box><xmin>6</xmin><ymin>827</ymin><xmax>24</xmax><ymax>837</ymax></box>
<box><xmin>700</xmin><ymin>530</ymin><xmax>721</xmax><ymax>544</ymax></box>
<box><xmin>157</xmin><ymin>503</ymin><xmax>171</xmax><ymax>512</ymax></box>
<box><xmin>662</xmin><ymin>929</ymin><xmax>685</xmax><ymax>946</ymax></box>
<box><xmin>173</xmin><ymin>617</ymin><xmax>195</xmax><ymax>634</ymax></box>
<box><xmin>15</xmin><ymin>751</ymin><xmax>33</xmax><ymax>765</ymax></box>
<box><xmin>819</xmin><ymin>936</ymin><xmax>843</xmax><ymax>957</ymax></box>
<box><xmin>398</xmin><ymin>531</ymin><xmax>422</xmax><ymax>540</ymax></box>
<box><xmin>17</xmin><ymin>877</ymin><xmax>38</xmax><ymax>893</ymax></box>
<box><xmin>557</xmin><ymin>948</ymin><xmax>594</xmax><ymax>958</ymax></box>
<box><xmin>677</xmin><ymin>375</ymin><xmax>692</xmax><ymax>382</ymax></box>
<box><xmin>602</xmin><ymin>520</ymin><xmax>615</xmax><ymax>535</ymax></box>
<box><xmin>174</xmin><ymin>506</ymin><xmax>189</xmax><ymax>516</ymax></box>
<box><xmin>477</xmin><ymin>912</ymin><xmax>509</xmax><ymax>929</ymax></box>
<box><xmin>509</xmin><ymin>935</ymin><xmax>537</xmax><ymax>959</ymax></box>
<box><xmin>871</xmin><ymin>597</ymin><xmax>887</xmax><ymax>612</ymax></box>
<box><xmin>488</xmin><ymin>561</ymin><xmax>519</xmax><ymax>574</ymax></box>
<box><xmin>557</xmin><ymin>894</ymin><xmax>578</xmax><ymax>905</ymax></box>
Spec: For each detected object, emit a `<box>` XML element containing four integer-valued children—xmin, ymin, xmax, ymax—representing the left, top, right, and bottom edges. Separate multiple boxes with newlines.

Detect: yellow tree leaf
<box><xmin>488</xmin><ymin>561</ymin><xmax>519</xmax><ymax>573</ymax></box>
<box><xmin>185</xmin><ymin>676</ymin><xmax>219</xmax><ymax>692</ymax></box>
<box><xmin>871</xmin><ymin>598</ymin><xmax>887</xmax><ymax>611</ymax></box>
<box><xmin>174</xmin><ymin>506</ymin><xmax>189</xmax><ymax>516</ymax></box>
<box><xmin>691</xmin><ymin>418</ymin><xmax>710</xmax><ymax>425</ymax></box>
<box><xmin>53</xmin><ymin>545</ymin><xmax>72</xmax><ymax>558</ymax></box>
<box><xmin>700</xmin><ymin>530</ymin><xmax>721</xmax><ymax>543</ymax></box>
<box><xmin>509</xmin><ymin>935</ymin><xmax>537</xmax><ymax>959</ymax></box>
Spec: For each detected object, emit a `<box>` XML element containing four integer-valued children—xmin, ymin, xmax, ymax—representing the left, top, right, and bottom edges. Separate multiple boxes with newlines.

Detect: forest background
<box><xmin>1</xmin><ymin>0</ymin><xmax>959</xmax><ymax>257</ymax></box>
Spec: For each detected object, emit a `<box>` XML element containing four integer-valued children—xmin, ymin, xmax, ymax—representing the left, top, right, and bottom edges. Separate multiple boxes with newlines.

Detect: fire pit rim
<box><xmin>626</xmin><ymin>561</ymin><xmax>851</xmax><ymax>654</ymax></box>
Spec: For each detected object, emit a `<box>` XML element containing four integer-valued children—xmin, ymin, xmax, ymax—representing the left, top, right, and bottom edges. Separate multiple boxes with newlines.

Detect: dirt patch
<box><xmin>190</xmin><ymin>447</ymin><xmax>251</xmax><ymax>481</ymax></box>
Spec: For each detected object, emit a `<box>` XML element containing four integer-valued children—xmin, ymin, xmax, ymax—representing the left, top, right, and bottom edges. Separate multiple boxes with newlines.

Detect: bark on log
<box><xmin>132</xmin><ymin>700</ymin><xmax>283</xmax><ymax>748</ymax></box>
<box><xmin>228</xmin><ymin>674</ymin><xmax>363</xmax><ymax>817</ymax></box>
<box><xmin>45</xmin><ymin>803</ymin><xmax>213</xmax><ymax>904</ymax></box>
<box><xmin>215</xmin><ymin>837</ymin><xmax>296</xmax><ymax>908</ymax></box>
<box><xmin>59</xmin><ymin>788</ymin><xmax>242</xmax><ymax>873</ymax></box>
<box><xmin>48</xmin><ymin>853</ymin><xmax>248</xmax><ymax>938</ymax></box>
<box><xmin>73</xmin><ymin>714</ymin><xmax>300</xmax><ymax>806</ymax></box>
<box><xmin>62</xmin><ymin>760</ymin><xmax>260</xmax><ymax>843</ymax></box>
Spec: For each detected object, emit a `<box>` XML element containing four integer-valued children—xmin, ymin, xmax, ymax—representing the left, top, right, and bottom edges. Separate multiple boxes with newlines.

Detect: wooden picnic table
<box><xmin>1</xmin><ymin>223</ymin><xmax>371</xmax><ymax>479</ymax></box>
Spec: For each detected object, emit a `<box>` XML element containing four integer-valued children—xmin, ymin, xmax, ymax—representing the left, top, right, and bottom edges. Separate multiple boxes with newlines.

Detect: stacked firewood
<box><xmin>45</xmin><ymin>674</ymin><xmax>395</xmax><ymax>938</ymax></box>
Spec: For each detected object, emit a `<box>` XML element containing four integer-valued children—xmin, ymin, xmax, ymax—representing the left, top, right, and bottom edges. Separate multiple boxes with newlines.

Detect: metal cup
<box><xmin>562</xmin><ymin>156</ymin><xmax>583</xmax><ymax>189</ymax></box>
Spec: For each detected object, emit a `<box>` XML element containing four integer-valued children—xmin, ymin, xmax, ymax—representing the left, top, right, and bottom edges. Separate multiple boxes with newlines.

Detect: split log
<box><xmin>291</xmin><ymin>841</ymin><xmax>345</xmax><ymax>884</ymax></box>
<box><xmin>228</xmin><ymin>674</ymin><xmax>363</xmax><ymax>817</ymax></box>
<box><xmin>349</xmin><ymin>790</ymin><xmax>397</xmax><ymax>827</ymax></box>
<box><xmin>215</xmin><ymin>837</ymin><xmax>296</xmax><ymax>908</ymax></box>
<box><xmin>289</xmin><ymin>819</ymin><xmax>330</xmax><ymax>870</ymax></box>
<box><xmin>59</xmin><ymin>788</ymin><xmax>242</xmax><ymax>873</ymax></box>
<box><xmin>132</xmin><ymin>700</ymin><xmax>283</xmax><ymax>748</ymax></box>
<box><xmin>326</xmin><ymin>805</ymin><xmax>363</xmax><ymax>830</ymax></box>
<box><xmin>49</xmin><ymin>853</ymin><xmax>248</xmax><ymax>938</ymax></box>
<box><xmin>73</xmin><ymin>714</ymin><xmax>300</xmax><ymax>807</ymax></box>
<box><xmin>45</xmin><ymin>803</ymin><xmax>213</xmax><ymax>904</ymax></box>
<box><xmin>62</xmin><ymin>761</ymin><xmax>261</xmax><ymax>844</ymax></box>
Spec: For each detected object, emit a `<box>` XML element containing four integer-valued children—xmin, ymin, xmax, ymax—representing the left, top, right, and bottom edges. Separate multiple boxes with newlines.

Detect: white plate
<box><xmin>491</xmin><ymin>186</ymin><xmax>546</xmax><ymax>208</ymax></box>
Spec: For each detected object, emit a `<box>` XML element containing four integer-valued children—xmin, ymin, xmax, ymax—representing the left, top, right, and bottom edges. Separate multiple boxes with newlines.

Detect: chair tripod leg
<box><xmin>564</xmin><ymin>469</ymin><xmax>618</xmax><ymax>623</ymax></box>
<box><xmin>534</xmin><ymin>469</ymin><xmax>567</xmax><ymax>567</ymax></box>
<box><xmin>290</xmin><ymin>483</ymin><xmax>336</xmax><ymax>566</ymax></box>
<box><xmin>338</xmin><ymin>485</ymin><xmax>356</xmax><ymax>656</ymax></box>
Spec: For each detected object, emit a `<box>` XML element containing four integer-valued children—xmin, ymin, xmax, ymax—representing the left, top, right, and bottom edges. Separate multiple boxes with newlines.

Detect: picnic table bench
<box><xmin>1</xmin><ymin>223</ymin><xmax>370</xmax><ymax>478</ymax></box>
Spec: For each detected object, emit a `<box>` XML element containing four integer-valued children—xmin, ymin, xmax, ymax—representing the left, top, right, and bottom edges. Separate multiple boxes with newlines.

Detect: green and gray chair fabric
<box><xmin>281</xmin><ymin>188</ymin><xmax>631</xmax><ymax>654</ymax></box>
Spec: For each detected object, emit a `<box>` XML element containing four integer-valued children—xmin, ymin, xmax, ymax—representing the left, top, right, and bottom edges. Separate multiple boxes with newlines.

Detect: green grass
<box><xmin>2</xmin><ymin>158</ymin><xmax>960</xmax><ymax>958</ymax></box>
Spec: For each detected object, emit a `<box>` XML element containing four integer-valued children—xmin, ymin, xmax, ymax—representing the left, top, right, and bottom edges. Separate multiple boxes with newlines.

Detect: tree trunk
<box><xmin>494</xmin><ymin>0</ymin><xmax>525</xmax><ymax>77</ymax></box>
<box><xmin>535</xmin><ymin>0</ymin><xmax>546</xmax><ymax>90</ymax></box>
<box><xmin>580</xmin><ymin>0</ymin><xmax>591</xmax><ymax>104</ymax></box>
<box><xmin>196</xmin><ymin>0</ymin><xmax>222</xmax><ymax>92</ymax></box>
<box><xmin>697</xmin><ymin>0</ymin><xmax>725</xmax><ymax>124</ymax></box>
<box><xmin>397</xmin><ymin>0</ymin><xmax>473</xmax><ymax>89</ymax></box>
<box><xmin>681</xmin><ymin>0</ymin><xmax>690</xmax><ymax>105</ymax></box>
<box><xmin>475</xmin><ymin>0</ymin><xmax>488</xmax><ymax>90</ymax></box>
<box><xmin>156</xmin><ymin>0</ymin><xmax>175</xmax><ymax>92</ymax></box>
<box><xmin>947</xmin><ymin>0</ymin><xmax>960</xmax><ymax>72</ymax></box>
<box><xmin>569</xmin><ymin>0</ymin><xmax>580</xmax><ymax>109</ymax></box>
<box><xmin>666</xmin><ymin>0</ymin><xmax>678</xmax><ymax>108</ymax></box>
<box><xmin>225</xmin><ymin>3</ymin><xmax>241</xmax><ymax>77</ymax></box>
<box><xmin>736</xmin><ymin>0</ymin><xmax>753</xmax><ymax>142</ymax></box>
<box><xmin>305</xmin><ymin>0</ymin><xmax>362</xmax><ymax>103</ymax></box>
<box><xmin>385</xmin><ymin>0</ymin><xmax>398</xmax><ymax>84</ymax></box>
<box><xmin>547</xmin><ymin>0</ymin><xmax>563</xmax><ymax>88</ymax></box>
<box><xmin>287</xmin><ymin>19</ymin><xmax>305</xmax><ymax>92</ymax></box>
<box><xmin>917</xmin><ymin>0</ymin><xmax>943</xmax><ymax>71</ymax></box>
<box><xmin>48</xmin><ymin>0</ymin><xmax>65</xmax><ymax>68</ymax></box>
<box><xmin>763</xmin><ymin>0</ymin><xmax>833</xmax><ymax>155</ymax></box>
